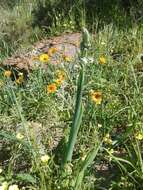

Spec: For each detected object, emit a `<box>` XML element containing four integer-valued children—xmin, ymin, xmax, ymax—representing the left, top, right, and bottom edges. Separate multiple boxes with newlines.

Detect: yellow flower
<box><xmin>90</xmin><ymin>90</ymin><xmax>102</xmax><ymax>105</ymax></box>
<box><xmin>62</xmin><ymin>54</ymin><xmax>72</xmax><ymax>62</ymax></box>
<box><xmin>4</xmin><ymin>70</ymin><xmax>12</xmax><ymax>78</ymax></box>
<box><xmin>8</xmin><ymin>184</ymin><xmax>19</xmax><ymax>190</ymax></box>
<box><xmin>39</xmin><ymin>54</ymin><xmax>49</xmax><ymax>63</ymax></box>
<box><xmin>47</xmin><ymin>83</ymin><xmax>57</xmax><ymax>94</ymax></box>
<box><xmin>48</xmin><ymin>47</ymin><xmax>58</xmax><ymax>56</ymax></box>
<box><xmin>55</xmin><ymin>70</ymin><xmax>66</xmax><ymax>86</ymax></box>
<box><xmin>55</xmin><ymin>78</ymin><xmax>63</xmax><ymax>86</ymax></box>
<box><xmin>103</xmin><ymin>133</ymin><xmax>112</xmax><ymax>144</ymax></box>
<box><xmin>99</xmin><ymin>56</ymin><xmax>106</xmax><ymax>64</ymax></box>
<box><xmin>56</xmin><ymin>70</ymin><xmax>66</xmax><ymax>80</ymax></box>
<box><xmin>16</xmin><ymin>133</ymin><xmax>24</xmax><ymax>140</ymax></box>
<box><xmin>135</xmin><ymin>133</ymin><xmax>143</xmax><ymax>140</ymax></box>
<box><xmin>41</xmin><ymin>154</ymin><xmax>50</xmax><ymax>163</ymax></box>
<box><xmin>16</xmin><ymin>73</ymin><xmax>24</xmax><ymax>84</ymax></box>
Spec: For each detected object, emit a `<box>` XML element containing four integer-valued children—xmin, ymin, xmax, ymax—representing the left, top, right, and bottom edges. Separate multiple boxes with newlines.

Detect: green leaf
<box><xmin>16</xmin><ymin>173</ymin><xmax>36</xmax><ymax>184</ymax></box>
<box><xmin>74</xmin><ymin>141</ymin><xmax>101</xmax><ymax>190</ymax></box>
<box><xmin>63</xmin><ymin>66</ymin><xmax>84</xmax><ymax>164</ymax></box>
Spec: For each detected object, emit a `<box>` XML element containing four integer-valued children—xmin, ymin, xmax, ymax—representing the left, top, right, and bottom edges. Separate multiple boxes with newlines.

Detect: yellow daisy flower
<box><xmin>99</xmin><ymin>56</ymin><xmax>106</xmax><ymax>64</ymax></box>
<box><xmin>4</xmin><ymin>70</ymin><xmax>12</xmax><ymax>78</ymax></box>
<box><xmin>48</xmin><ymin>47</ymin><xmax>58</xmax><ymax>56</ymax></box>
<box><xmin>47</xmin><ymin>83</ymin><xmax>57</xmax><ymax>94</ymax></box>
<box><xmin>39</xmin><ymin>54</ymin><xmax>49</xmax><ymax>63</ymax></box>
<box><xmin>90</xmin><ymin>90</ymin><xmax>102</xmax><ymax>105</ymax></box>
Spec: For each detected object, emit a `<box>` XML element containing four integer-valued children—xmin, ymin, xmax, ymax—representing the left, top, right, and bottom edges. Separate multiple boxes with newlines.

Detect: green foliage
<box><xmin>32</xmin><ymin>0</ymin><xmax>85</xmax><ymax>33</ymax></box>
<box><xmin>0</xmin><ymin>0</ymin><xmax>143</xmax><ymax>59</ymax></box>
<box><xmin>0</xmin><ymin>2</ymin><xmax>41</xmax><ymax>58</ymax></box>
<box><xmin>16</xmin><ymin>173</ymin><xmax>36</xmax><ymax>184</ymax></box>
<box><xmin>32</xmin><ymin>0</ymin><xmax>143</xmax><ymax>32</ymax></box>
<box><xmin>0</xmin><ymin>0</ymin><xmax>19</xmax><ymax>8</ymax></box>
<box><xmin>64</xmin><ymin>66</ymin><xmax>84</xmax><ymax>164</ymax></box>
<box><xmin>0</xmin><ymin>1</ymin><xmax>143</xmax><ymax>189</ymax></box>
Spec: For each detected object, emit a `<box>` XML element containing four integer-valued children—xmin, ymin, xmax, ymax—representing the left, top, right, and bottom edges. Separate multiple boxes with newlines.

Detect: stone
<box><xmin>1</xmin><ymin>33</ymin><xmax>81</xmax><ymax>76</ymax></box>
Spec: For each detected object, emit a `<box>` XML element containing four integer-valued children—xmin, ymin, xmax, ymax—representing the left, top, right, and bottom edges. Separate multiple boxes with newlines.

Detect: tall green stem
<box><xmin>64</xmin><ymin>66</ymin><xmax>84</xmax><ymax>164</ymax></box>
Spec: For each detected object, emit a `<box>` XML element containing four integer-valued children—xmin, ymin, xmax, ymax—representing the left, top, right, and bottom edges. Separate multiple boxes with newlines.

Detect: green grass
<box><xmin>0</xmin><ymin>1</ymin><xmax>143</xmax><ymax>190</ymax></box>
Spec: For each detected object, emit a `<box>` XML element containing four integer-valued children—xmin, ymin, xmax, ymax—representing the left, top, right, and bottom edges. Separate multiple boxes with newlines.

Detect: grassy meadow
<box><xmin>0</xmin><ymin>1</ymin><xmax>143</xmax><ymax>189</ymax></box>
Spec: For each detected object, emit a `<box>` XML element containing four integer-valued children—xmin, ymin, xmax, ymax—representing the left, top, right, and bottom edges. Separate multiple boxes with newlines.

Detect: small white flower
<box><xmin>64</xmin><ymin>163</ymin><xmax>73</xmax><ymax>175</ymax></box>
<box><xmin>41</xmin><ymin>154</ymin><xmax>50</xmax><ymax>163</ymax></box>
<box><xmin>101</xmin><ymin>41</ymin><xmax>106</xmax><ymax>45</ymax></box>
<box><xmin>81</xmin><ymin>155</ymin><xmax>86</xmax><ymax>161</ymax></box>
<box><xmin>1</xmin><ymin>182</ymin><xmax>8</xmax><ymax>190</ymax></box>
<box><xmin>8</xmin><ymin>184</ymin><xmax>19</xmax><ymax>190</ymax></box>
<box><xmin>88</xmin><ymin>57</ymin><xmax>94</xmax><ymax>63</ymax></box>
<box><xmin>16</xmin><ymin>133</ymin><xmax>24</xmax><ymax>140</ymax></box>
<box><xmin>81</xmin><ymin>57</ymin><xmax>88</xmax><ymax>64</ymax></box>
<box><xmin>0</xmin><ymin>168</ymin><xmax>3</xmax><ymax>174</ymax></box>
<box><xmin>97</xmin><ymin>124</ymin><xmax>102</xmax><ymax>128</ymax></box>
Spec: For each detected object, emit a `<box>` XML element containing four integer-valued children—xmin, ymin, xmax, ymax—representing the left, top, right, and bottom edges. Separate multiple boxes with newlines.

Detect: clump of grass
<box><xmin>0</xmin><ymin>1</ymin><xmax>42</xmax><ymax>59</ymax></box>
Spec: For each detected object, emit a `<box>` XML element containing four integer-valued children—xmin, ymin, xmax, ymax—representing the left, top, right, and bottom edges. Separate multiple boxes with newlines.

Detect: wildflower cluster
<box><xmin>47</xmin><ymin>70</ymin><xmax>66</xmax><ymax>94</ymax></box>
<box><xmin>39</xmin><ymin>47</ymin><xmax>72</xmax><ymax>64</ymax></box>
<box><xmin>3</xmin><ymin>70</ymin><xmax>24</xmax><ymax>85</ymax></box>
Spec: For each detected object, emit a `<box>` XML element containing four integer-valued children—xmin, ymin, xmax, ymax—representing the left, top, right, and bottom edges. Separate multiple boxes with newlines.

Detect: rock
<box><xmin>1</xmin><ymin>33</ymin><xmax>81</xmax><ymax>76</ymax></box>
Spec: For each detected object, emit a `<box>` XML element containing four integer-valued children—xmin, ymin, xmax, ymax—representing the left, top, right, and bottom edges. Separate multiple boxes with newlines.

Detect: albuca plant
<box><xmin>1</xmin><ymin>2</ymin><xmax>143</xmax><ymax>188</ymax></box>
<box><xmin>63</xmin><ymin>27</ymin><xmax>90</xmax><ymax>165</ymax></box>
<box><xmin>62</xmin><ymin>28</ymin><xmax>102</xmax><ymax>189</ymax></box>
